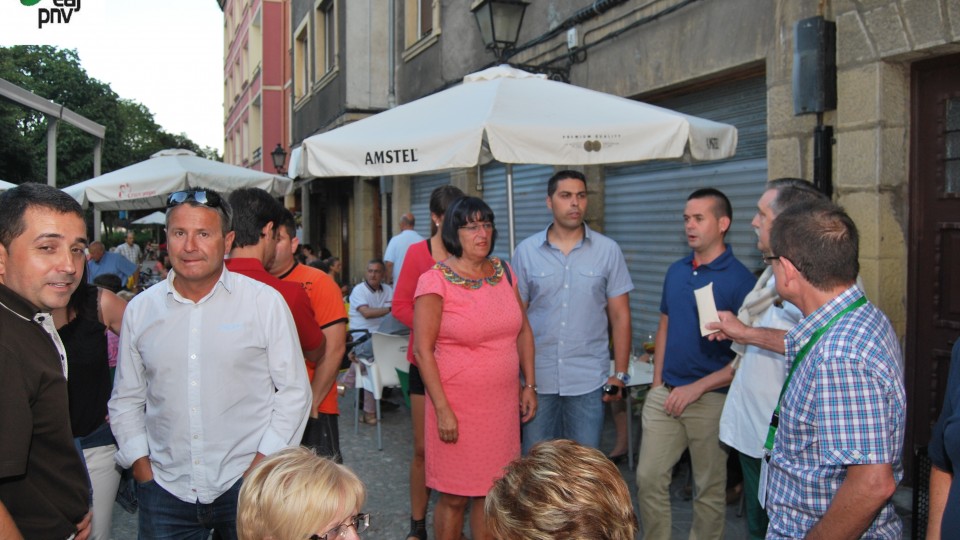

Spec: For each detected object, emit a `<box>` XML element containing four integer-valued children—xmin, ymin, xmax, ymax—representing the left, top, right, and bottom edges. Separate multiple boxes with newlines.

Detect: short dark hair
<box><xmin>429</xmin><ymin>185</ymin><xmax>466</xmax><ymax>236</ymax></box>
<box><xmin>227</xmin><ymin>188</ymin><xmax>284</xmax><ymax>248</ymax></box>
<box><xmin>165</xmin><ymin>187</ymin><xmax>233</xmax><ymax>236</ymax></box>
<box><xmin>766</xmin><ymin>178</ymin><xmax>828</xmax><ymax>215</ymax></box>
<box><xmin>92</xmin><ymin>273</ymin><xmax>124</xmax><ymax>293</ymax></box>
<box><xmin>308</xmin><ymin>259</ymin><xmax>330</xmax><ymax>273</ymax></box>
<box><xmin>277</xmin><ymin>208</ymin><xmax>297</xmax><ymax>240</ymax></box>
<box><xmin>367</xmin><ymin>258</ymin><xmax>385</xmax><ymax>271</ymax></box>
<box><xmin>440</xmin><ymin>196</ymin><xmax>497</xmax><ymax>258</ymax></box>
<box><xmin>770</xmin><ymin>201</ymin><xmax>859</xmax><ymax>291</ymax></box>
<box><xmin>547</xmin><ymin>170</ymin><xmax>587</xmax><ymax>197</ymax></box>
<box><xmin>687</xmin><ymin>187</ymin><xmax>733</xmax><ymax>222</ymax></box>
<box><xmin>0</xmin><ymin>182</ymin><xmax>85</xmax><ymax>248</ymax></box>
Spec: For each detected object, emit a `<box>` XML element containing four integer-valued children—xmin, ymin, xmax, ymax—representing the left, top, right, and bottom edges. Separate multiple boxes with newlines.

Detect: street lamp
<box><xmin>471</xmin><ymin>0</ymin><xmax>528</xmax><ymax>63</ymax></box>
<box><xmin>471</xmin><ymin>0</ymin><xmax>576</xmax><ymax>82</ymax></box>
<box><xmin>271</xmin><ymin>143</ymin><xmax>287</xmax><ymax>175</ymax></box>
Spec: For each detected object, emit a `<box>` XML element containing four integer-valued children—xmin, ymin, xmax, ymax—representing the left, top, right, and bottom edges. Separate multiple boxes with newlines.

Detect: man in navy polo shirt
<box><xmin>636</xmin><ymin>188</ymin><xmax>755</xmax><ymax>540</ymax></box>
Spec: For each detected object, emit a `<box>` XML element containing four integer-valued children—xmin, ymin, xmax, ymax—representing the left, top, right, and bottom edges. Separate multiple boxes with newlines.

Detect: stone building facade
<box><xmin>284</xmin><ymin>0</ymin><xmax>960</xmax><ymax>482</ymax></box>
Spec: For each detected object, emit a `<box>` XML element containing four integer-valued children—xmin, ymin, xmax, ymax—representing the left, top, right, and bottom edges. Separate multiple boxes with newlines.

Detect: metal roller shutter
<box><xmin>410</xmin><ymin>173</ymin><xmax>451</xmax><ymax>239</ymax></box>
<box><xmin>603</xmin><ymin>76</ymin><xmax>768</xmax><ymax>339</ymax></box>
<box><xmin>481</xmin><ymin>163</ymin><xmax>555</xmax><ymax>262</ymax></box>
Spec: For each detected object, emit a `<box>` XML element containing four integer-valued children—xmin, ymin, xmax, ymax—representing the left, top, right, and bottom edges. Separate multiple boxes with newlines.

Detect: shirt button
<box><xmin>564</xmin><ymin>284</ymin><xmax>569</xmax><ymax>288</ymax></box>
<box><xmin>193</xmin><ymin>435</ymin><xmax>199</xmax><ymax>439</ymax></box>
<box><xmin>561</xmin><ymin>322</ymin><xmax>566</xmax><ymax>326</ymax></box>
<box><xmin>194</xmin><ymin>459</ymin><xmax>200</xmax><ymax>465</ymax></box>
<box><xmin>191</xmin><ymin>380</ymin><xmax>197</xmax><ymax>386</ymax></box>
<box><xmin>190</xmin><ymin>354</ymin><xmax>197</xmax><ymax>359</ymax></box>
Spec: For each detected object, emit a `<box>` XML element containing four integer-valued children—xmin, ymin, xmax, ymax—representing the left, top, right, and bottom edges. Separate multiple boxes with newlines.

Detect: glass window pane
<box><xmin>948</xmin><ymin>98</ymin><xmax>960</xmax><ymax>131</ymax></box>
<box><xmin>947</xmin><ymin>159</ymin><xmax>960</xmax><ymax>195</ymax></box>
<box><xmin>947</xmin><ymin>132</ymin><xmax>960</xmax><ymax>160</ymax></box>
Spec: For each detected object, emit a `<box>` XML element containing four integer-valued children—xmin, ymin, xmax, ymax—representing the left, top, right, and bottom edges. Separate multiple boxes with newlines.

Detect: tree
<box><xmin>0</xmin><ymin>45</ymin><xmax>214</xmax><ymax>187</ymax></box>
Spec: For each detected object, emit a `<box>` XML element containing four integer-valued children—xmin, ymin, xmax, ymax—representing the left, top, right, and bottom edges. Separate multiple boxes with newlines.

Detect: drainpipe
<box><xmin>387</xmin><ymin>0</ymin><xmax>396</xmax><ymax>109</ymax></box>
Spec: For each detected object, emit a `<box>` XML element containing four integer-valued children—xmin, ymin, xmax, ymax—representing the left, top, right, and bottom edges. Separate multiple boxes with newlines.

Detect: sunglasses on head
<box><xmin>166</xmin><ymin>190</ymin><xmax>222</xmax><ymax>208</ymax></box>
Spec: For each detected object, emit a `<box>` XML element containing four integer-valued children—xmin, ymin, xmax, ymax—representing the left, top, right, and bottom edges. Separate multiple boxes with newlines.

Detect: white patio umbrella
<box><xmin>131</xmin><ymin>210</ymin><xmax>166</xmax><ymax>226</ymax></box>
<box><xmin>130</xmin><ymin>210</ymin><xmax>167</xmax><ymax>243</ymax></box>
<box><xmin>298</xmin><ymin>65</ymin><xmax>738</xmax><ymax>250</ymax></box>
<box><xmin>65</xmin><ymin>149</ymin><xmax>293</xmax><ymax>211</ymax></box>
<box><xmin>0</xmin><ymin>180</ymin><xmax>16</xmax><ymax>192</ymax></box>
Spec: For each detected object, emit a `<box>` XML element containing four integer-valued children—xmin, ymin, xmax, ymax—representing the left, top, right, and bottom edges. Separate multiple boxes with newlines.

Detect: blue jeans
<box><xmin>138</xmin><ymin>478</ymin><xmax>242</xmax><ymax>540</ymax></box>
<box><xmin>521</xmin><ymin>387</ymin><xmax>605</xmax><ymax>454</ymax></box>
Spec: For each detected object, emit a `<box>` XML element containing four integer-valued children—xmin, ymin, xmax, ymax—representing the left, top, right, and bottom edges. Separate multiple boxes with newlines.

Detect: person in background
<box><xmin>0</xmin><ymin>183</ymin><xmax>92</xmax><ymax>539</ymax></box>
<box><xmin>109</xmin><ymin>188</ymin><xmax>311</xmax><ymax>538</ymax></box>
<box><xmin>92</xmin><ymin>273</ymin><xmax>124</xmax><ymax>379</ymax></box>
<box><xmin>413</xmin><ymin>196</ymin><xmax>536</xmax><ymax>540</ymax></box>
<box><xmin>270</xmin><ymin>209</ymin><xmax>349</xmax><ymax>463</ymax></box>
<box><xmin>116</xmin><ymin>231</ymin><xmax>142</xmax><ymax>265</ymax></box>
<box><xmin>764</xmin><ymin>201</ymin><xmax>905</xmax><ymax>539</ymax></box>
<box><xmin>300</xmin><ymin>244</ymin><xmax>321</xmax><ymax>265</ymax></box>
<box><xmin>485</xmin><ymin>439</ymin><xmax>638</xmax><ymax>540</ymax></box>
<box><xmin>392</xmin><ymin>184</ymin><xmax>465</xmax><ymax>540</ymax></box>
<box><xmin>927</xmin><ymin>339</ymin><xmax>960</xmax><ymax>538</ymax></box>
<box><xmin>704</xmin><ymin>178</ymin><xmax>827</xmax><ymax>539</ymax></box>
<box><xmin>636</xmin><ymin>188</ymin><xmax>755</xmax><ymax>540</ymax></box>
<box><xmin>224</xmin><ymin>187</ymin><xmax>325</xmax><ymax>380</ymax></box>
<box><xmin>512</xmin><ymin>170</ymin><xmax>633</xmax><ymax>454</ymax></box>
<box><xmin>87</xmin><ymin>240</ymin><xmax>138</xmax><ymax>288</ymax></box>
<box><xmin>347</xmin><ymin>258</ymin><xmax>394</xmax><ymax>425</ymax></box>
<box><xmin>326</xmin><ymin>256</ymin><xmax>343</xmax><ymax>285</ymax></box>
<box><xmin>55</xmin><ymin>266</ymin><xmax>127</xmax><ymax>540</ymax></box>
<box><xmin>384</xmin><ymin>212</ymin><xmax>423</xmax><ymax>285</ymax></box>
<box><xmin>237</xmin><ymin>447</ymin><xmax>368</xmax><ymax>540</ymax></box>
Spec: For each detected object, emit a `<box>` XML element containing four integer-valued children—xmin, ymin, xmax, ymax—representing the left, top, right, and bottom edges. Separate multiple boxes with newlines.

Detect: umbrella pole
<box><xmin>507</xmin><ymin>163</ymin><xmax>516</xmax><ymax>255</ymax></box>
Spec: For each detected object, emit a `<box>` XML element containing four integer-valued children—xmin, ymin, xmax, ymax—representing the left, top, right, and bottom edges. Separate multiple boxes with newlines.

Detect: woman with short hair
<box><xmin>486</xmin><ymin>439</ymin><xmax>639</xmax><ymax>540</ymax></box>
<box><xmin>237</xmin><ymin>447</ymin><xmax>368</xmax><ymax>540</ymax></box>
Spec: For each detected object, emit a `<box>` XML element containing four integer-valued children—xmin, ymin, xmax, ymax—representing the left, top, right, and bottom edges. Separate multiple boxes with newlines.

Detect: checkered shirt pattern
<box><xmin>115</xmin><ymin>242</ymin><xmax>141</xmax><ymax>264</ymax></box>
<box><xmin>766</xmin><ymin>285</ymin><xmax>906</xmax><ymax>539</ymax></box>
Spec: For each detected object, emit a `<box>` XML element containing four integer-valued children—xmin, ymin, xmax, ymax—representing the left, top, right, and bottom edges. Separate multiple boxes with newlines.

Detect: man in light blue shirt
<box><xmin>87</xmin><ymin>241</ymin><xmax>138</xmax><ymax>286</ymax></box>
<box><xmin>512</xmin><ymin>170</ymin><xmax>633</xmax><ymax>454</ymax></box>
<box><xmin>383</xmin><ymin>212</ymin><xmax>423</xmax><ymax>284</ymax></box>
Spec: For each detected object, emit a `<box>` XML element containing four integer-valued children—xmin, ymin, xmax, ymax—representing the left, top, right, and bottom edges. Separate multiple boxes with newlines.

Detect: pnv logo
<box><xmin>21</xmin><ymin>0</ymin><xmax>82</xmax><ymax>29</ymax></box>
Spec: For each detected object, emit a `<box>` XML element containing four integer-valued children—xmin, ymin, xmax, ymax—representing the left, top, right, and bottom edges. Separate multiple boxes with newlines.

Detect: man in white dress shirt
<box><xmin>108</xmin><ymin>188</ymin><xmax>311</xmax><ymax>539</ymax></box>
<box><xmin>706</xmin><ymin>178</ymin><xmax>827</xmax><ymax>539</ymax></box>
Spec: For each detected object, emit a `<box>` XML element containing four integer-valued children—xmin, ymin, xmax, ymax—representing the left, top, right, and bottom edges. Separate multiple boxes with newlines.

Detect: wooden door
<box><xmin>906</xmin><ymin>53</ymin><xmax>960</xmax><ymax>483</ymax></box>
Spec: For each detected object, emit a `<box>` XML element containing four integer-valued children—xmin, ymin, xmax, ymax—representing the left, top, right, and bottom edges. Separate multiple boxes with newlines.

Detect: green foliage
<box><xmin>0</xmin><ymin>45</ymin><xmax>211</xmax><ymax>187</ymax></box>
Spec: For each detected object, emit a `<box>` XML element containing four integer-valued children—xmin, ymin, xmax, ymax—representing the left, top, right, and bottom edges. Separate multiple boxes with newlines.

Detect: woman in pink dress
<box><xmin>414</xmin><ymin>196</ymin><xmax>537</xmax><ymax>540</ymax></box>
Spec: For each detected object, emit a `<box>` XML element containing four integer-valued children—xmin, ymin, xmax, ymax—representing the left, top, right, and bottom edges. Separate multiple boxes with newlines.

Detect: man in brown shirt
<box><xmin>0</xmin><ymin>183</ymin><xmax>92</xmax><ymax>540</ymax></box>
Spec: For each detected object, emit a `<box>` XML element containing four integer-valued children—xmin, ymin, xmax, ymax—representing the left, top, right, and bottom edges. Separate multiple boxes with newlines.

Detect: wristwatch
<box><xmin>615</xmin><ymin>371</ymin><xmax>630</xmax><ymax>384</ymax></box>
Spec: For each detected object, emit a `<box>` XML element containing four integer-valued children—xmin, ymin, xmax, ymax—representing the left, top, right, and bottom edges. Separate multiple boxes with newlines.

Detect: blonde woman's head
<box><xmin>486</xmin><ymin>439</ymin><xmax>638</xmax><ymax>540</ymax></box>
<box><xmin>238</xmin><ymin>447</ymin><xmax>366</xmax><ymax>540</ymax></box>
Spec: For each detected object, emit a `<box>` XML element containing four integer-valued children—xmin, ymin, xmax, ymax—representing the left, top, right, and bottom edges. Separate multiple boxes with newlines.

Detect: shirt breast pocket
<box><xmin>529</xmin><ymin>269</ymin><xmax>559</xmax><ymax>298</ymax></box>
<box><xmin>577</xmin><ymin>268</ymin><xmax>606</xmax><ymax>299</ymax></box>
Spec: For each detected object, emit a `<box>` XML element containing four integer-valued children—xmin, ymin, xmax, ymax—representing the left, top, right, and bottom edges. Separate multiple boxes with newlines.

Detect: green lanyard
<box><xmin>763</xmin><ymin>296</ymin><xmax>866</xmax><ymax>453</ymax></box>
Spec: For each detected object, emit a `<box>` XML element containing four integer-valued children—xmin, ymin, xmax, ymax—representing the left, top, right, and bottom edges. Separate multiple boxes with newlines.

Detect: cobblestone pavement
<box><xmin>111</xmin><ymin>389</ymin><xmax>914</xmax><ymax>539</ymax></box>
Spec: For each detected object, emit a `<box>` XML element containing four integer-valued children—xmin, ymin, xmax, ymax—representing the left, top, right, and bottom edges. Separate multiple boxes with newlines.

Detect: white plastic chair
<box><xmin>353</xmin><ymin>332</ymin><xmax>410</xmax><ymax>450</ymax></box>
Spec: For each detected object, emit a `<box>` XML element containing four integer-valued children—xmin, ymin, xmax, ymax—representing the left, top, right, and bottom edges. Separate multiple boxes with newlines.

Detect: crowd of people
<box><xmin>0</xmin><ymin>172</ymin><xmax>938</xmax><ymax>540</ymax></box>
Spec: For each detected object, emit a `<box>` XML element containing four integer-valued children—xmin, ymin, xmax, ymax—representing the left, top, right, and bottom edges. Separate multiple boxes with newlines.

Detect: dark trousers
<box><xmin>137</xmin><ymin>478</ymin><xmax>242</xmax><ymax>540</ymax></box>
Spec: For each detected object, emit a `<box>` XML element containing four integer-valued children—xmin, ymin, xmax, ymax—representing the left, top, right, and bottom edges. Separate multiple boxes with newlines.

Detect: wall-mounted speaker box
<box><xmin>793</xmin><ymin>16</ymin><xmax>837</xmax><ymax>115</ymax></box>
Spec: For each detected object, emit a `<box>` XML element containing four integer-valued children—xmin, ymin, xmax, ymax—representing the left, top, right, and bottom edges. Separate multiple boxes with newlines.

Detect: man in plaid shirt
<box><xmin>763</xmin><ymin>201</ymin><xmax>905</xmax><ymax>539</ymax></box>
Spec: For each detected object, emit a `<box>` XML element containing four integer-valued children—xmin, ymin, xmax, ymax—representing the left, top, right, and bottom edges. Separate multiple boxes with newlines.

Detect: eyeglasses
<box><xmin>762</xmin><ymin>255</ymin><xmax>781</xmax><ymax>266</ymax></box>
<box><xmin>166</xmin><ymin>190</ymin><xmax>222</xmax><ymax>208</ymax></box>
<box><xmin>459</xmin><ymin>222</ymin><xmax>494</xmax><ymax>234</ymax></box>
<box><xmin>309</xmin><ymin>513</ymin><xmax>370</xmax><ymax>540</ymax></box>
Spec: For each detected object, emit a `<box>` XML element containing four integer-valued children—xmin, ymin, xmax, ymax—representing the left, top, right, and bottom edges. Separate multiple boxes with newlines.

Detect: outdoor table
<box><xmin>610</xmin><ymin>357</ymin><xmax>655</xmax><ymax>469</ymax></box>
